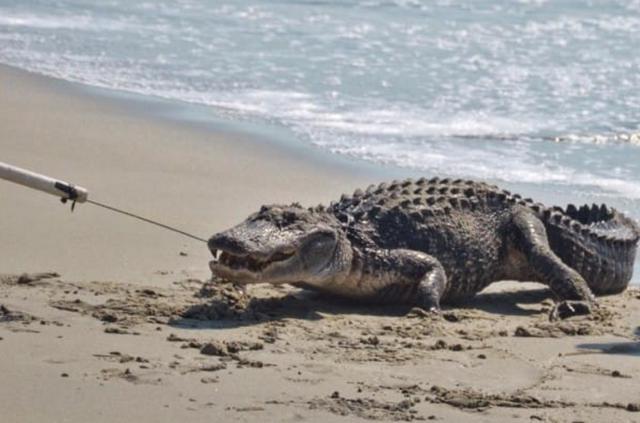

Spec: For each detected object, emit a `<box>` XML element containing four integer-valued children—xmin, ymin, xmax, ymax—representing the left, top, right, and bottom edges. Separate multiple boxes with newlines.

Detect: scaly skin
<box><xmin>208</xmin><ymin>178</ymin><xmax>640</xmax><ymax>319</ymax></box>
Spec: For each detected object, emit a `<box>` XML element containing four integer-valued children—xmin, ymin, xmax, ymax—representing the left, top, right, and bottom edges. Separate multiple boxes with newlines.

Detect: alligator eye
<box><xmin>302</xmin><ymin>234</ymin><xmax>334</xmax><ymax>254</ymax></box>
<box><xmin>310</xmin><ymin>240</ymin><xmax>327</xmax><ymax>250</ymax></box>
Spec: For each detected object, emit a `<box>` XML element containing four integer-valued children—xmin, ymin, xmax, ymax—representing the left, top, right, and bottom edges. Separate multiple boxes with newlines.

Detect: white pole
<box><xmin>0</xmin><ymin>160</ymin><xmax>206</xmax><ymax>241</ymax></box>
<box><xmin>0</xmin><ymin>161</ymin><xmax>88</xmax><ymax>203</ymax></box>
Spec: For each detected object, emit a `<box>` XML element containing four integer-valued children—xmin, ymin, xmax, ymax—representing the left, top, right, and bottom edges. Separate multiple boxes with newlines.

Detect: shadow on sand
<box><xmin>576</xmin><ymin>337</ymin><xmax>640</xmax><ymax>357</ymax></box>
<box><xmin>462</xmin><ymin>286</ymin><xmax>551</xmax><ymax>317</ymax></box>
<box><xmin>169</xmin><ymin>283</ymin><xmax>551</xmax><ymax>330</ymax></box>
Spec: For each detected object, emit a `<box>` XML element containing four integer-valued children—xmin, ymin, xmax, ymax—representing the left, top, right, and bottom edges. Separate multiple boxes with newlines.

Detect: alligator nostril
<box><xmin>208</xmin><ymin>234</ymin><xmax>221</xmax><ymax>248</ymax></box>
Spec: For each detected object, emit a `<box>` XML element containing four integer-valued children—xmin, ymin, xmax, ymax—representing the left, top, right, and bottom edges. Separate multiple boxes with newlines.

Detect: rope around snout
<box><xmin>87</xmin><ymin>199</ymin><xmax>208</xmax><ymax>244</ymax></box>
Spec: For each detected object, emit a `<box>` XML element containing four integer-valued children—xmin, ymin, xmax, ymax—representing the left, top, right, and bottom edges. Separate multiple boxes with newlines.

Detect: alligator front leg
<box><xmin>512</xmin><ymin>209</ymin><xmax>596</xmax><ymax>320</ymax></box>
<box><xmin>360</xmin><ymin>249</ymin><xmax>448</xmax><ymax>312</ymax></box>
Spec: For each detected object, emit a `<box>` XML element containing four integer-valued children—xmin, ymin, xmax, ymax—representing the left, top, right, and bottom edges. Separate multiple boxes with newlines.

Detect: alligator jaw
<box><xmin>209</xmin><ymin>249</ymin><xmax>296</xmax><ymax>282</ymax></box>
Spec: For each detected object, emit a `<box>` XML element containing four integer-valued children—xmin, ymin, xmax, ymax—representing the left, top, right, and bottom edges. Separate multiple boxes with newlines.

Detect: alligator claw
<box><xmin>549</xmin><ymin>300</ymin><xmax>593</xmax><ymax>321</ymax></box>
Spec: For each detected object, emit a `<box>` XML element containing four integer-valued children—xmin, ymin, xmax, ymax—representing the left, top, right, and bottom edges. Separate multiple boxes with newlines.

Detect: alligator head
<box><xmin>208</xmin><ymin>204</ymin><xmax>351</xmax><ymax>285</ymax></box>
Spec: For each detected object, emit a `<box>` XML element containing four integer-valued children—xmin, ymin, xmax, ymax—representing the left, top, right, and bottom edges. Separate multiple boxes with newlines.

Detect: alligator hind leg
<box><xmin>512</xmin><ymin>209</ymin><xmax>596</xmax><ymax>320</ymax></box>
<box><xmin>416</xmin><ymin>260</ymin><xmax>448</xmax><ymax>312</ymax></box>
<box><xmin>364</xmin><ymin>249</ymin><xmax>448</xmax><ymax>312</ymax></box>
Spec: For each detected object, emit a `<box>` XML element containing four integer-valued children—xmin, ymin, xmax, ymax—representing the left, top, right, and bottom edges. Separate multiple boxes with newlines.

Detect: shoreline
<box><xmin>0</xmin><ymin>63</ymin><xmax>397</xmax><ymax>180</ymax></box>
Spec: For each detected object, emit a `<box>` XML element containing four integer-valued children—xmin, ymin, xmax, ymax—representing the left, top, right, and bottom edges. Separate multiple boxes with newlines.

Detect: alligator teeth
<box><xmin>215</xmin><ymin>249</ymin><xmax>295</xmax><ymax>273</ymax></box>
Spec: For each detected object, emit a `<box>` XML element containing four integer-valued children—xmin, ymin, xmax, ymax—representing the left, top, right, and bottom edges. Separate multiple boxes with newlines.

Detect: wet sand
<box><xmin>1</xmin><ymin>66</ymin><xmax>639</xmax><ymax>423</ymax></box>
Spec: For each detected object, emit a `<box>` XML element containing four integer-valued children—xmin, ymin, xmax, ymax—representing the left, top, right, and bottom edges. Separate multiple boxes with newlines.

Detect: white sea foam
<box><xmin>0</xmin><ymin>9</ymin><xmax>171</xmax><ymax>33</ymax></box>
<box><xmin>552</xmin><ymin>132</ymin><xmax>640</xmax><ymax>146</ymax></box>
<box><xmin>0</xmin><ymin>11</ymin><xmax>94</xmax><ymax>30</ymax></box>
<box><xmin>1</xmin><ymin>0</ymin><xmax>639</xmax><ymax>205</ymax></box>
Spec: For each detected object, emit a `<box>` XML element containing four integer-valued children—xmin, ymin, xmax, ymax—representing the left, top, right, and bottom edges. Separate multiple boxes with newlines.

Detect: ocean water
<box><xmin>1</xmin><ymin>0</ymin><xmax>638</xmax><ymax>278</ymax></box>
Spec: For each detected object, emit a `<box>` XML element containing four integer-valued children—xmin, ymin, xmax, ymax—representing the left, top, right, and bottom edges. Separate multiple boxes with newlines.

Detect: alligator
<box><xmin>208</xmin><ymin>178</ymin><xmax>640</xmax><ymax>319</ymax></box>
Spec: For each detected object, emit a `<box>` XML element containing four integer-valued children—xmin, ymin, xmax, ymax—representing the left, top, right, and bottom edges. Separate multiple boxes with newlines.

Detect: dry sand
<box><xmin>1</xmin><ymin>66</ymin><xmax>640</xmax><ymax>423</ymax></box>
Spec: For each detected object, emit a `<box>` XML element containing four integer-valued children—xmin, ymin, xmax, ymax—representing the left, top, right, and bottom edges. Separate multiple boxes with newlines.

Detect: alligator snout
<box><xmin>208</xmin><ymin>231</ymin><xmax>248</xmax><ymax>256</ymax></box>
<box><xmin>208</xmin><ymin>218</ymin><xmax>279</xmax><ymax>259</ymax></box>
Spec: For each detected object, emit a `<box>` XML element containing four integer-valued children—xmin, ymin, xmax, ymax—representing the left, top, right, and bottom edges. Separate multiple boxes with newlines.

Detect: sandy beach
<box><xmin>1</xmin><ymin>65</ymin><xmax>640</xmax><ymax>423</ymax></box>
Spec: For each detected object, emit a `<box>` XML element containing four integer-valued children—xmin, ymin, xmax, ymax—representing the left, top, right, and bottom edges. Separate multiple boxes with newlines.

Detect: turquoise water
<box><xmin>1</xmin><ymin>0</ymin><xmax>638</xmax><ymax>278</ymax></box>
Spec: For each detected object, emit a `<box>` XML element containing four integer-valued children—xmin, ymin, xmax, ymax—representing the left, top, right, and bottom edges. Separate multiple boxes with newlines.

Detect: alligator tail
<box><xmin>540</xmin><ymin>203</ymin><xmax>639</xmax><ymax>295</ymax></box>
